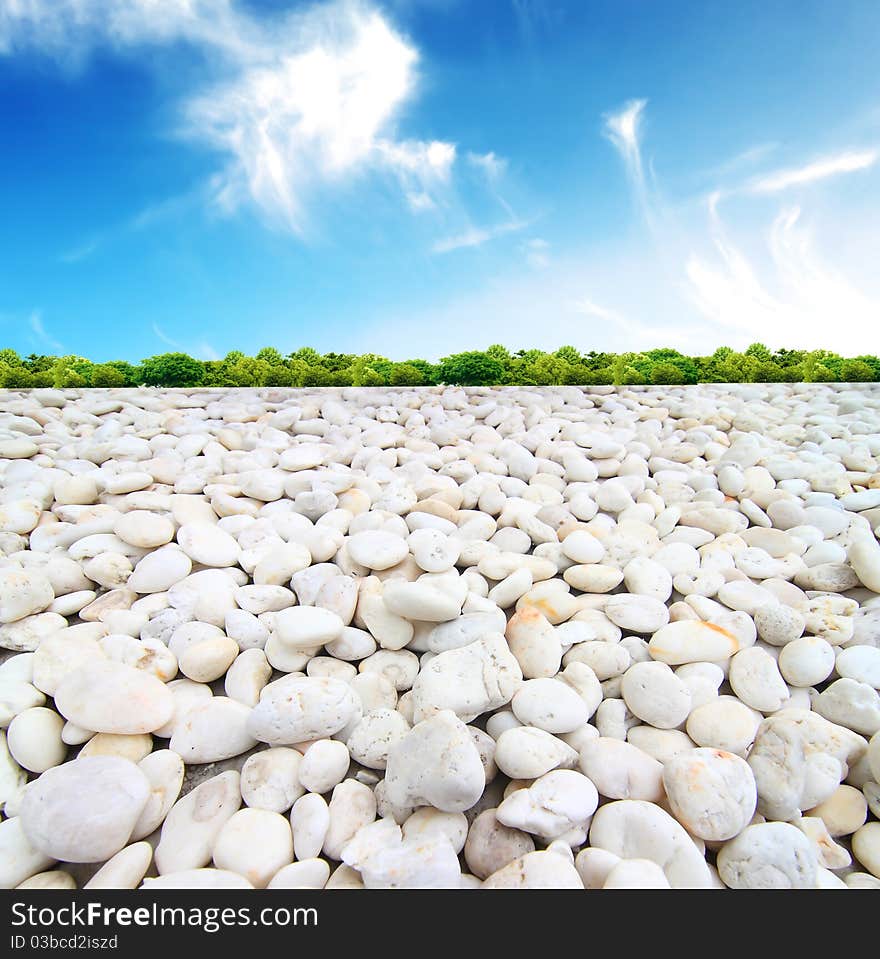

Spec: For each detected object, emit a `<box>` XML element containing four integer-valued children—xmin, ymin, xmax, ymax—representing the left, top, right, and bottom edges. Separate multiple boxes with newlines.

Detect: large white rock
<box><xmin>716</xmin><ymin>822</ymin><xmax>817</xmax><ymax>889</ymax></box>
<box><xmin>384</xmin><ymin>710</ymin><xmax>485</xmax><ymax>813</ymax></box>
<box><xmin>54</xmin><ymin>660</ymin><xmax>173</xmax><ymax>735</ymax></box>
<box><xmin>411</xmin><ymin>634</ymin><xmax>522</xmax><ymax>724</ymax></box>
<box><xmin>247</xmin><ymin>675</ymin><xmax>359</xmax><ymax>745</ymax></box>
<box><xmin>663</xmin><ymin>748</ymin><xmax>757</xmax><ymax>841</ymax></box>
<box><xmin>20</xmin><ymin>756</ymin><xmax>150</xmax><ymax>863</ymax></box>
<box><xmin>154</xmin><ymin>770</ymin><xmax>242</xmax><ymax>874</ymax></box>
<box><xmin>169</xmin><ymin>697</ymin><xmax>256</xmax><ymax>764</ymax></box>
<box><xmin>589</xmin><ymin>799</ymin><xmax>713</xmax><ymax>888</ymax></box>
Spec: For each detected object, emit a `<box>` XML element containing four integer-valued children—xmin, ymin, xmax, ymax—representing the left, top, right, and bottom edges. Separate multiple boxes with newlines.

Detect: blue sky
<box><xmin>1</xmin><ymin>0</ymin><xmax>879</xmax><ymax>362</ymax></box>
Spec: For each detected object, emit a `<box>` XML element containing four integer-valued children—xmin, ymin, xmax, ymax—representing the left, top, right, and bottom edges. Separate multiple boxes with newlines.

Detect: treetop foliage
<box><xmin>0</xmin><ymin>345</ymin><xmax>878</xmax><ymax>389</ymax></box>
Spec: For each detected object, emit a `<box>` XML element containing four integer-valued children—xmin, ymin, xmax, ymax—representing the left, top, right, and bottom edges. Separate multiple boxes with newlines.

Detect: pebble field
<box><xmin>1</xmin><ymin>383</ymin><xmax>880</xmax><ymax>890</ymax></box>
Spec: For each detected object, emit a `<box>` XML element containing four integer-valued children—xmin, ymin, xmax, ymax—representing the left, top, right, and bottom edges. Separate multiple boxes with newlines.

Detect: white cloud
<box><xmin>196</xmin><ymin>341</ymin><xmax>220</xmax><ymax>361</ymax></box>
<box><xmin>29</xmin><ymin>311</ymin><xmax>63</xmax><ymax>351</ymax></box>
<box><xmin>431</xmin><ymin>218</ymin><xmax>528</xmax><ymax>254</ymax></box>
<box><xmin>603</xmin><ymin>99</ymin><xmax>648</xmax><ymax>204</ymax></box>
<box><xmin>1</xmin><ymin>1</ymin><xmax>463</xmax><ymax>233</ymax></box>
<box><xmin>59</xmin><ymin>238</ymin><xmax>99</xmax><ymax>263</ymax></box>
<box><xmin>467</xmin><ymin>151</ymin><xmax>506</xmax><ymax>180</ymax></box>
<box><xmin>685</xmin><ymin>202</ymin><xmax>880</xmax><ymax>353</ymax></box>
<box><xmin>151</xmin><ymin>322</ymin><xmax>184</xmax><ymax>351</ymax></box>
<box><xmin>522</xmin><ymin>236</ymin><xmax>550</xmax><ymax>268</ymax></box>
<box><xmin>748</xmin><ymin>149</ymin><xmax>878</xmax><ymax>194</ymax></box>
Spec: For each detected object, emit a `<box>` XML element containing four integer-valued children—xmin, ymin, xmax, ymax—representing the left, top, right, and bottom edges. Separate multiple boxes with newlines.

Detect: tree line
<box><xmin>1</xmin><ymin>344</ymin><xmax>878</xmax><ymax>389</ymax></box>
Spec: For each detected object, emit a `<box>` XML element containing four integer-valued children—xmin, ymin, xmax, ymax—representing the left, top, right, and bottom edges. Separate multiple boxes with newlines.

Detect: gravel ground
<box><xmin>1</xmin><ymin>383</ymin><xmax>880</xmax><ymax>889</ymax></box>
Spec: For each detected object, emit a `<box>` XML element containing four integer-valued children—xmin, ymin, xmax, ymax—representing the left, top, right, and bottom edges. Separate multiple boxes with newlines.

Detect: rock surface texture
<box><xmin>0</xmin><ymin>382</ymin><xmax>879</xmax><ymax>889</ymax></box>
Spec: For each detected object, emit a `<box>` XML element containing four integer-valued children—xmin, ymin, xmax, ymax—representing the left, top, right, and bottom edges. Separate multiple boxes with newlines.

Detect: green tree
<box><xmin>389</xmin><ymin>363</ymin><xmax>425</xmax><ymax>386</ymax></box>
<box><xmin>255</xmin><ymin>347</ymin><xmax>285</xmax><ymax>366</ymax></box>
<box><xmin>438</xmin><ymin>351</ymin><xmax>505</xmax><ymax>386</ymax></box>
<box><xmin>650</xmin><ymin>362</ymin><xmax>686</xmax><ymax>385</ymax></box>
<box><xmin>91</xmin><ymin>364</ymin><xmax>127</xmax><ymax>387</ymax></box>
<box><xmin>139</xmin><ymin>353</ymin><xmax>206</xmax><ymax>387</ymax></box>
<box><xmin>841</xmin><ymin>359</ymin><xmax>875</xmax><ymax>382</ymax></box>
<box><xmin>1</xmin><ymin>365</ymin><xmax>34</xmax><ymax>388</ymax></box>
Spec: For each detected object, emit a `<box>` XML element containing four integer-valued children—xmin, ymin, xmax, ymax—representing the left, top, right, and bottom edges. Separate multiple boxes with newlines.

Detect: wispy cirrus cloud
<box><xmin>603</xmin><ymin>99</ymin><xmax>650</xmax><ymax>215</ymax></box>
<box><xmin>29</xmin><ymin>311</ymin><xmax>63</xmax><ymax>351</ymax></box>
<box><xmin>431</xmin><ymin>218</ymin><xmax>528</xmax><ymax>254</ymax></box>
<box><xmin>0</xmin><ymin>0</ymin><xmax>486</xmax><ymax>237</ymax></box>
<box><xmin>747</xmin><ymin>149</ymin><xmax>879</xmax><ymax>194</ymax></box>
<box><xmin>151</xmin><ymin>322</ymin><xmax>184</xmax><ymax>351</ymax></box>
<box><xmin>58</xmin><ymin>238</ymin><xmax>99</xmax><ymax>264</ymax></box>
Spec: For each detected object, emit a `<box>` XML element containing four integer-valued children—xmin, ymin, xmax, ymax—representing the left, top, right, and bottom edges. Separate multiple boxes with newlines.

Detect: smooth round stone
<box><xmin>716</xmin><ymin>822</ymin><xmax>818</xmax><ymax>889</ymax></box>
<box><xmin>0</xmin><ymin>817</ymin><xmax>55</xmax><ymax>889</ymax></box>
<box><xmin>603</xmin><ymin>595</ymin><xmax>669</xmax><ymax>634</ymax></box>
<box><xmin>142</xmin><ymin>869</ymin><xmax>253</xmax><ymax>889</ymax></box>
<box><xmin>505</xmin><ymin>607</ymin><xmax>562</xmax><ymax>679</ymax></box>
<box><xmin>176</xmin><ymin>522</ymin><xmax>241</xmax><ymax>568</ymax></box>
<box><xmin>273</xmin><ymin>606</ymin><xmax>345</xmax><ymax>649</ymax></box>
<box><xmin>347</xmin><ymin>530</ymin><xmax>409</xmax><ymax>570</ymax></box>
<box><xmin>130</xmin><ymin>749</ymin><xmax>185</xmax><ymax>841</ymax></box>
<box><xmin>563</xmin><ymin>564</ymin><xmax>624</xmax><ymax>593</ymax></box>
<box><xmin>511</xmin><ymin>678</ymin><xmax>590</xmax><ymax>733</ymax></box>
<box><xmin>753</xmin><ymin>604</ymin><xmax>806</xmax><ymax>647</ymax></box>
<box><xmin>0</xmin><ymin>568</ymin><xmax>54</xmax><ymax>624</ymax></box>
<box><xmin>84</xmin><ymin>841</ymin><xmax>153</xmax><ymax>889</ymax></box>
<box><xmin>0</xmin><ymin>499</ymin><xmax>42</xmax><ymax>535</ymax></box>
<box><xmin>79</xmin><ymin>733</ymin><xmax>153</xmax><ymax>763</ymax></box>
<box><xmin>179</xmin><ymin>637</ymin><xmax>239</xmax><ymax>683</ymax></box>
<box><xmin>728</xmin><ymin>647</ymin><xmax>790</xmax><ymax>713</ymax></box>
<box><xmin>686</xmin><ymin>697</ymin><xmax>761</xmax><ymax>756</ymax></box>
<box><xmin>589</xmin><ymin>799</ymin><xmax>713</xmax><ymax>888</ymax></box>
<box><xmin>54</xmin><ymin>660</ymin><xmax>173</xmax><ymax>735</ymax></box>
<box><xmin>811</xmin><ymin>678</ymin><xmax>880</xmax><ymax>737</ymax></box>
<box><xmin>382</xmin><ymin>581</ymin><xmax>462</xmax><ymax>622</ymax></box>
<box><xmin>347</xmin><ymin>708</ymin><xmax>410</xmax><ymax>770</ymax></box>
<box><xmin>224</xmin><ymin>648</ymin><xmax>271</xmax><ymax>707</ymax></box>
<box><xmin>114</xmin><ymin>511</ymin><xmax>175</xmax><ymax>549</ymax></box>
<box><xmin>154</xmin><ymin>770</ymin><xmax>242</xmax><ymax>874</ymax></box>
<box><xmin>7</xmin><ymin>707</ymin><xmax>66</xmax><ymax>773</ymax></box>
<box><xmin>323</xmin><ymin>778</ymin><xmax>378</xmax><ymax>860</ymax></box>
<box><xmin>247</xmin><ymin>675</ymin><xmax>359</xmax><ymax>745</ymax></box>
<box><xmin>20</xmin><ymin>756</ymin><xmax>150</xmax><ymax>863</ymax></box>
<box><xmin>836</xmin><ymin>646</ymin><xmax>880</xmax><ymax>689</ymax></box>
<box><xmin>16</xmin><ymin>870</ymin><xmax>77</xmax><ymax>890</ymax></box>
<box><xmin>564</xmin><ymin>641</ymin><xmax>631</xmax><ymax>681</ymax></box>
<box><xmin>298</xmin><ymin>739</ymin><xmax>351</xmax><ymax>794</ymax></box>
<box><xmin>603</xmin><ymin>858</ymin><xmax>670</xmax><ymax>889</ymax></box>
<box><xmin>169</xmin><ymin>697</ymin><xmax>256</xmax><ymax>764</ymax></box>
<box><xmin>806</xmin><ymin>784</ymin><xmax>868</xmax><ymax>837</ymax></box>
<box><xmin>267</xmin><ymin>859</ymin><xmax>330</xmax><ymax>889</ymax></box>
<box><xmin>623</xmin><ymin>557</ymin><xmax>672</xmax><ymax>601</ymax></box>
<box><xmin>852</xmin><ymin>822</ymin><xmax>880</xmax><ymax>879</ymax></box>
<box><xmin>290</xmin><ymin>793</ymin><xmax>331</xmax><ymax>860</ymax></box>
<box><xmin>620</xmin><ymin>661</ymin><xmax>692</xmax><ymax>729</ymax></box>
<box><xmin>464</xmin><ymin>809</ymin><xmax>535</xmax><ymax>879</ymax></box>
<box><xmin>494</xmin><ymin>726</ymin><xmax>578</xmax><ymax>780</ymax></box>
<box><xmin>402</xmin><ymin>808</ymin><xmax>469</xmax><ymax>855</ymax></box>
<box><xmin>241</xmin><ymin>748</ymin><xmax>304</xmax><ymax>812</ymax></box>
<box><xmin>778</xmin><ymin>637</ymin><xmax>835</xmax><ymax>687</ymax></box>
<box><xmin>663</xmin><ymin>748</ymin><xmax>757</xmax><ymax>841</ymax></box>
<box><xmin>561</xmin><ymin>530</ymin><xmax>606</xmax><ymax>564</ymax></box>
<box><xmin>384</xmin><ymin>710</ymin><xmax>486</xmax><ymax>813</ymax></box>
<box><xmin>128</xmin><ymin>545</ymin><xmax>192</xmax><ymax>594</ymax></box>
<box><xmin>408</xmin><ymin>528</ymin><xmax>460</xmax><ymax>572</ymax></box>
<box><xmin>578</xmin><ymin>737</ymin><xmax>664</xmax><ymax>802</ymax></box>
<box><xmin>213</xmin><ymin>808</ymin><xmax>293</xmax><ymax>888</ymax></box>
<box><xmin>648</xmin><ymin>619</ymin><xmax>741</xmax><ymax>664</ymax></box>
<box><xmin>235</xmin><ymin>585</ymin><xmax>295</xmax><ymax>615</ymax></box>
